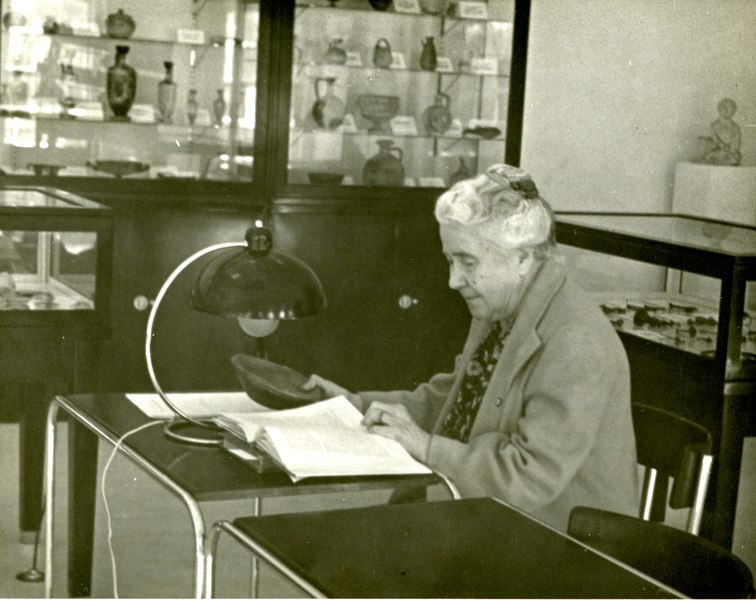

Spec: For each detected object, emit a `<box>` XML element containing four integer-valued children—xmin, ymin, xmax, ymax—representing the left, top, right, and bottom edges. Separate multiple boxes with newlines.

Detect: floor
<box><xmin>1</xmin><ymin>421</ymin><xmax>755</xmax><ymax>598</ymax></box>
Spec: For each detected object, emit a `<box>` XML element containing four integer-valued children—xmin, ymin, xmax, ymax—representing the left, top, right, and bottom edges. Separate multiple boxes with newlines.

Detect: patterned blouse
<box><xmin>441</xmin><ymin>320</ymin><xmax>509</xmax><ymax>442</ymax></box>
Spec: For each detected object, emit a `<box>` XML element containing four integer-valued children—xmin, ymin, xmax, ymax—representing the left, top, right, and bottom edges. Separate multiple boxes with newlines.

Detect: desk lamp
<box><xmin>145</xmin><ymin>223</ymin><xmax>326</xmax><ymax>446</ymax></box>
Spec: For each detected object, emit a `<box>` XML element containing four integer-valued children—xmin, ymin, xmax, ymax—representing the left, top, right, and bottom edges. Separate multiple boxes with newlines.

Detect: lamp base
<box><xmin>164</xmin><ymin>419</ymin><xmax>224</xmax><ymax>446</ymax></box>
<box><xmin>16</xmin><ymin>568</ymin><xmax>44</xmax><ymax>583</ymax></box>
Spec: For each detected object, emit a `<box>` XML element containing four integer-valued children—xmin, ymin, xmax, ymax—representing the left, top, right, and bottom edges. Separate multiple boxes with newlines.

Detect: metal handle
<box><xmin>398</xmin><ymin>294</ymin><xmax>418</xmax><ymax>309</ymax></box>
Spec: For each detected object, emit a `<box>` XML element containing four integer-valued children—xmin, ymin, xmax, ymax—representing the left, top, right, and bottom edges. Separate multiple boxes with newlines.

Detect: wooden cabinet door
<box><xmin>268</xmin><ymin>207</ymin><xmax>468</xmax><ymax>393</ymax></box>
<box><xmin>105</xmin><ymin>206</ymin><xmax>262</xmax><ymax>392</ymax></box>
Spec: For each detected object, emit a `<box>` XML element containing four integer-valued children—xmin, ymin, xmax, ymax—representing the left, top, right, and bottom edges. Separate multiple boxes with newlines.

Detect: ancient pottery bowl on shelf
<box><xmin>308</xmin><ymin>172</ymin><xmax>344</xmax><ymax>184</ymax></box>
<box><xmin>232</xmin><ymin>354</ymin><xmax>323</xmax><ymax>410</ymax></box>
<box><xmin>87</xmin><ymin>160</ymin><xmax>149</xmax><ymax>178</ymax></box>
<box><xmin>357</xmin><ymin>94</ymin><xmax>399</xmax><ymax>133</ymax></box>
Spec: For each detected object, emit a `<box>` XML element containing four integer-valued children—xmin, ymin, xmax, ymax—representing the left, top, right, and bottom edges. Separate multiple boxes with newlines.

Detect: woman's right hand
<box><xmin>302</xmin><ymin>374</ymin><xmax>364</xmax><ymax>411</ymax></box>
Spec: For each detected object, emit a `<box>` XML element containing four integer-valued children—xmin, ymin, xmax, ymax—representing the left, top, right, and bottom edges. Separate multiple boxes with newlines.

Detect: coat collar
<box><xmin>434</xmin><ymin>258</ymin><xmax>568</xmax><ymax>433</ymax></box>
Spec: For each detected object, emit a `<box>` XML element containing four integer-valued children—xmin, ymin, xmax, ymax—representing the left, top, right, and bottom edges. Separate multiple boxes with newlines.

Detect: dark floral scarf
<box><xmin>441</xmin><ymin>321</ymin><xmax>508</xmax><ymax>442</ymax></box>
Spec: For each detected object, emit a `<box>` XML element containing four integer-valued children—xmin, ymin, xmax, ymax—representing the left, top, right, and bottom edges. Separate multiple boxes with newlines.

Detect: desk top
<box><xmin>56</xmin><ymin>393</ymin><xmax>438</xmax><ymax>502</ymax></box>
<box><xmin>232</xmin><ymin>498</ymin><xmax>682</xmax><ymax>598</ymax></box>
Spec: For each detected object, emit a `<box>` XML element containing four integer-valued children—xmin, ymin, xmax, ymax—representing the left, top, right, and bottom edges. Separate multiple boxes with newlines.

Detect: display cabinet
<box><xmin>0</xmin><ymin>185</ymin><xmax>112</xmax><ymax>535</ymax></box>
<box><xmin>0</xmin><ymin>0</ymin><xmax>259</xmax><ymax>181</ymax></box>
<box><xmin>0</xmin><ymin>0</ymin><xmax>527</xmax><ymax>191</ymax></box>
<box><xmin>555</xmin><ymin>212</ymin><xmax>756</xmax><ymax>549</ymax></box>
<box><xmin>0</xmin><ymin>185</ymin><xmax>112</xmax><ymax>329</ymax></box>
<box><xmin>286</xmin><ymin>0</ymin><xmax>516</xmax><ymax>187</ymax></box>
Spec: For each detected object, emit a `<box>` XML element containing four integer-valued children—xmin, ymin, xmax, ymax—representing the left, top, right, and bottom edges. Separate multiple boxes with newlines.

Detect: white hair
<box><xmin>435</xmin><ymin>164</ymin><xmax>555</xmax><ymax>254</ymax></box>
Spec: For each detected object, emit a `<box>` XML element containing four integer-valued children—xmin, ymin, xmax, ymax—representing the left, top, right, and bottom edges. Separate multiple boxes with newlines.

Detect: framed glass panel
<box><xmin>288</xmin><ymin>0</ymin><xmax>515</xmax><ymax>187</ymax></box>
<box><xmin>0</xmin><ymin>0</ymin><xmax>259</xmax><ymax>181</ymax></box>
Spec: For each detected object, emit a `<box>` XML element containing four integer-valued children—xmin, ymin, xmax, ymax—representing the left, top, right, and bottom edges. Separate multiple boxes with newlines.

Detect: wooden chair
<box><xmin>568</xmin><ymin>506</ymin><xmax>754</xmax><ymax>599</ymax></box>
<box><xmin>631</xmin><ymin>402</ymin><xmax>713</xmax><ymax>534</ymax></box>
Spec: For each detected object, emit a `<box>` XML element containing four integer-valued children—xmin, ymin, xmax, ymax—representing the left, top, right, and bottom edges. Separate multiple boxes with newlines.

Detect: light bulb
<box><xmin>237</xmin><ymin>317</ymin><xmax>279</xmax><ymax>337</ymax></box>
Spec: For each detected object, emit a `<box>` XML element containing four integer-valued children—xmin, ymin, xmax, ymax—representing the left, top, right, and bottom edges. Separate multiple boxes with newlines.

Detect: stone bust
<box><xmin>699</xmin><ymin>98</ymin><xmax>742</xmax><ymax>166</ymax></box>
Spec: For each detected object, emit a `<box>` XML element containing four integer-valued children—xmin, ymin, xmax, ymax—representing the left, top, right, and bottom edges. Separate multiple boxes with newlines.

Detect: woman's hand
<box><xmin>362</xmin><ymin>401</ymin><xmax>430</xmax><ymax>463</ymax></box>
<box><xmin>302</xmin><ymin>374</ymin><xmax>363</xmax><ymax>411</ymax></box>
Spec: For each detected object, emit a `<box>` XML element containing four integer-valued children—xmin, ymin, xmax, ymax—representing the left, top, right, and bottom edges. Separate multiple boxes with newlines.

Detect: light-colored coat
<box><xmin>361</xmin><ymin>259</ymin><xmax>640</xmax><ymax>531</ymax></box>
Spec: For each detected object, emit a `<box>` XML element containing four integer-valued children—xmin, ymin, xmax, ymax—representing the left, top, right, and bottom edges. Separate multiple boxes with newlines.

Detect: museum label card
<box><xmin>470</xmin><ymin>57</ymin><xmax>498</xmax><ymax>75</ymax></box>
<box><xmin>419</xmin><ymin>177</ymin><xmax>446</xmax><ymax>187</ymax></box>
<box><xmin>345</xmin><ymin>51</ymin><xmax>363</xmax><ymax>67</ymax></box>
<box><xmin>435</xmin><ymin>56</ymin><xmax>454</xmax><ymax>72</ymax></box>
<box><xmin>177</xmin><ymin>29</ymin><xmax>206</xmax><ymax>44</ymax></box>
<box><xmin>130</xmin><ymin>104</ymin><xmax>156</xmax><ymax>123</ymax></box>
<box><xmin>393</xmin><ymin>0</ymin><xmax>421</xmax><ymax>13</ymax></box>
<box><xmin>390</xmin><ymin>116</ymin><xmax>418</xmax><ymax>136</ymax></box>
<box><xmin>390</xmin><ymin>52</ymin><xmax>407</xmax><ymax>70</ymax></box>
<box><xmin>458</xmin><ymin>1</ymin><xmax>488</xmax><ymax>19</ymax></box>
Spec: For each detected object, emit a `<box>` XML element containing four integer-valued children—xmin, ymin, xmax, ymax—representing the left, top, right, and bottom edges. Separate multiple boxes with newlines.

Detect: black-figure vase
<box><xmin>107</xmin><ymin>45</ymin><xmax>136</xmax><ymax>121</ymax></box>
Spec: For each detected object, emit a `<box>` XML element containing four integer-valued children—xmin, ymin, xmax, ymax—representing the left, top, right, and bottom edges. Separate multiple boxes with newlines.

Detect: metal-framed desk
<box><xmin>207</xmin><ymin>497</ymin><xmax>683</xmax><ymax>598</ymax></box>
<box><xmin>43</xmin><ymin>393</ymin><xmax>443</xmax><ymax>598</ymax></box>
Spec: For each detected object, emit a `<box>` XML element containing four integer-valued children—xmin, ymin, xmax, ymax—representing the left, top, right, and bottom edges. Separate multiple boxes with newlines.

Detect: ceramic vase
<box><xmin>420</xmin><ymin>37</ymin><xmax>437</xmax><ymax>71</ymax></box>
<box><xmin>363</xmin><ymin>139</ymin><xmax>404</xmax><ymax>186</ymax></box>
<box><xmin>106</xmin><ymin>45</ymin><xmax>136</xmax><ymax>121</ymax></box>
<box><xmin>325</xmin><ymin>38</ymin><xmax>347</xmax><ymax>65</ymax></box>
<box><xmin>157</xmin><ymin>61</ymin><xmax>177</xmax><ymax>123</ymax></box>
<box><xmin>311</xmin><ymin>77</ymin><xmax>345</xmax><ymax>129</ymax></box>
<box><xmin>7</xmin><ymin>70</ymin><xmax>28</xmax><ymax>104</ymax></box>
<box><xmin>422</xmin><ymin>92</ymin><xmax>452</xmax><ymax>135</ymax></box>
<box><xmin>373</xmin><ymin>38</ymin><xmax>392</xmax><ymax>69</ymax></box>
<box><xmin>105</xmin><ymin>8</ymin><xmax>135</xmax><ymax>39</ymax></box>
<box><xmin>212</xmin><ymin>89</ymin><xmax>226</xmax><ymax>127</ymax></box>
<box><xmin>186</xmin><ymin>89</ymin><xmax>199</xmax><ymax>125</ymax></box>
<box><xmin>58</xmin><ymin>64</ymin><xmax>76</xmax><ymax>111</ymax></box>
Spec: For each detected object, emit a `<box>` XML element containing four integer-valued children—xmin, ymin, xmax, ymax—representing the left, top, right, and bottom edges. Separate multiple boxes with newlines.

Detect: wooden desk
<box><xmin>43</xmin><ymin>393</ymin><xmax>441</xmax><ymax>598</ymax></box>
<box><xmin>208</xmin><ymin>498</ymin><xmax>683</xmax><ymax>598</ymax></box>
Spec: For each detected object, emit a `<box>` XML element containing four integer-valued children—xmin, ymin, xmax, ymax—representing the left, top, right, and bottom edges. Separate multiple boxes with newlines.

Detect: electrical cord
<box><xmin>101</xmin><ymin>420</ymin><xmax>162</xmax><ymax>599</ymax></box>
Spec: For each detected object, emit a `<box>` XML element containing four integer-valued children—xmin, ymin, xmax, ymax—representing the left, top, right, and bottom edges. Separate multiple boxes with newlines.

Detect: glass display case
<box><xmin>287</xmin><ymin>0</ymin><xmax>516</xmax><ymax>187</ymax></box>
<box><xmin>555</xmin><ymin>212</ymin><xmax>756</xmax><ymax>548</ymax></box>
<box><xmin>0</xmin><ymin>186</ymin><xmax>112</xmax><ymax>329</ymax></box>
<box><xmin>0</xmin><ymin>0</ymin><xmax>259</xmax><ymax>181</ymax></box>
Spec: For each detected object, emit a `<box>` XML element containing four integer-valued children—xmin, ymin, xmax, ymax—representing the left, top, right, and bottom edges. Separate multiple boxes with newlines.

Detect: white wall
<box><xmin>521</xmin><ymin>0</ymin><xmax>756</xmax><ymax>212</ymax></box>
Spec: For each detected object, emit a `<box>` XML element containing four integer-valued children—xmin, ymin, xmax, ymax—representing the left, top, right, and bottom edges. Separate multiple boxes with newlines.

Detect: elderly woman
<box><xmin>304</xmin><ymin>163</ymin><xmax>639</xmax><ymax>531</ymax></box>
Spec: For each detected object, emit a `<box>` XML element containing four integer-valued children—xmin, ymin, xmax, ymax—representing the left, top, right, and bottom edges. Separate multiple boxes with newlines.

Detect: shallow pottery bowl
<box><xmin>88</xmin><ymin>160</ymin><xmax>149</xmax><ymax>178</ymax></box>
<box><xmin>308</xmin><ymin>172</ymin><xmax>344</xmax><ymax>184</ymax></box>
<box><xmin>231</xmin><ymin>354</ymin><xmax>323</xmax><ymax>410</ymax></box>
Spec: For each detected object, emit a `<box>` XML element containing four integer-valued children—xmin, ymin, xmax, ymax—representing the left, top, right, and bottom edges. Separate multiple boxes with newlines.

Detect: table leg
<box><xmin>44</xmin><ymin>400</ymin><xmax>59</xmax><ymax>599</ymax></box>
<box><xmin>67</xmin><ymin>415</ymin><xmax>99</xmax><ymax>597</ymax></box>
<box><xmin>711</xmin><ymin>388</ymin><xmax>756</xmax><ymax>549</ymax></box>
<box><xmin>19</xmin><ymin>381</ymin><xmax>49</xmax><ymax>536</ymax></box>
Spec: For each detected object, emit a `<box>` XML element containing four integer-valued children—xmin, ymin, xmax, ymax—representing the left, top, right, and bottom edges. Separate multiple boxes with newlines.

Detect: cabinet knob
<box><xmin>133</xmin><ymin>295</ymin><xmax>154</xmax><ymax>311</ymax></box>
<box><xmin>398</xmin><ymin>294</ymin><xmax>419</xmax><ymax>310</ymax></box>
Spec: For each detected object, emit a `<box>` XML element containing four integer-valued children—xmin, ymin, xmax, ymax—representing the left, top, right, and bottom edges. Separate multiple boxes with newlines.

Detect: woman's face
<box><xmin>440</xmin><ymin>223</ymin><xmax>532</xmax><ymax>322</ymax></box>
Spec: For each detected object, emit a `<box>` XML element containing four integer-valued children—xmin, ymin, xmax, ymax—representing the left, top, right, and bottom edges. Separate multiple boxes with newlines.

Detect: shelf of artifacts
<box><xmin>593</xmin><ymin>292</ymin><xmax>756</xmax><ymax>365</ymax></box>
<box><xmin>294</xmin><ymin>0</ymin><xmax>512</xmax><ymax>23</ymax></box>
<box><xmin>1</xmin><ymin>26</ymin><xmax>256</xmax><ymax>130</ymax></box>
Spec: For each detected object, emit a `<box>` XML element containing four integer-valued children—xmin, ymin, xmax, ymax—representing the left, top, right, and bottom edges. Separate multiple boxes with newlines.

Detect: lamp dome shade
<box><xmin>189</xmin><ymin>226</ymin><xmax>327</xmax><ymax>319</ymax></box>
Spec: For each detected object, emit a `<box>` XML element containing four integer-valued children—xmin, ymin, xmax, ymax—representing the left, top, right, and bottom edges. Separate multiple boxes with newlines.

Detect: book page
<box><xmin>127</xmin><ymin>392</ymin><xmax>266</xmax><ymax>419</ymax></box>
<box><xmin>258</xmin><ymin>424</ymin><xmax>431</xmax><ymax>481</ymax></box>
<box><xmin>212</xmin><ymin>396</ymin><xmax>362</xmax><ymax>443</ymax></box>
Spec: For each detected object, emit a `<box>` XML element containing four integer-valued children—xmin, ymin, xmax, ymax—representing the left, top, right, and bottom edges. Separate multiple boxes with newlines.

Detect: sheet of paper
<box><xmin>126</xmin><ymin>392</ymin><xmax>267</xmax><ymax>419</ymax></box>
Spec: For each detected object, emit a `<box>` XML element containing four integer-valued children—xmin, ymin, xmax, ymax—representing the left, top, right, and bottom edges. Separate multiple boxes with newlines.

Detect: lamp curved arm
<box><xmin>145</xmin><ymin>241</ymin><xmax>246</xmax><ymax>427</ymax></box>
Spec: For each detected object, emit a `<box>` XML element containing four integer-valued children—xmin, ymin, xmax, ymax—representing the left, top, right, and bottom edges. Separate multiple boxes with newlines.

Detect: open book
<box><xmin>212</xmin><ymin>396</ymin><xmax>432</xmax><ymax>482</ymax></box>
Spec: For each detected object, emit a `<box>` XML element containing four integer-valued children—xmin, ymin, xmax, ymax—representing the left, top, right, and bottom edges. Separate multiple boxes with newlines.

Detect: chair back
<box><xmin>568</xmin><ymin>506</ymin><xmax>755</xmax><ymax>599</ymax></box>
<box><xmin>632</xmin><ymin>402</ymin><xmax>714</xmax><ymax>533</ymax></box>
